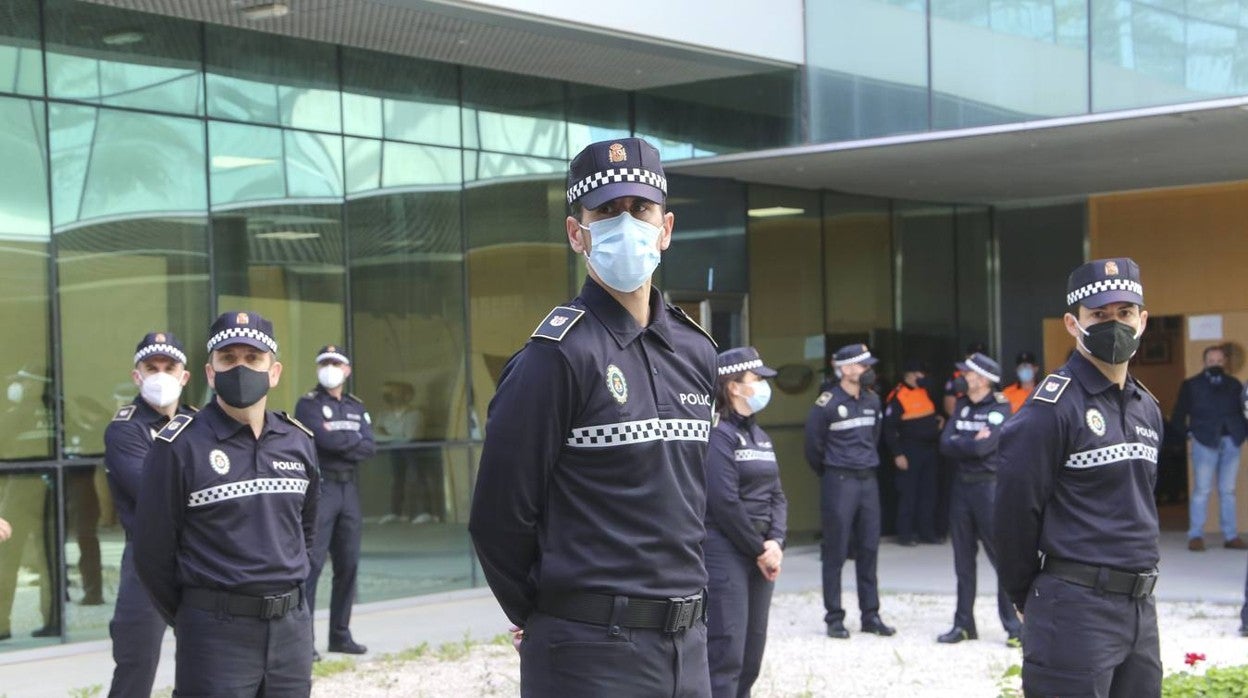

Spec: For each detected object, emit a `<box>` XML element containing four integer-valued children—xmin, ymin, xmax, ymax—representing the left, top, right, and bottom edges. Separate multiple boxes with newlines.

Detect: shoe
<box><xmin>313</xmin><ymin>649</ymin><xmax>322</xmax><ymax>662</ymax></box>
<box><xmin>80</xmin><ymin>596</ymin><xmax>104</xmax><ymax>606</ymax></box>
<box><xmin>826</xmin><ymin>622</ymin><xmax>850</xmax><ymax>639</ymax></box>
<box><xmin>861</xmin><ymin>617</ymin><xmax>896</xmax><ymax>636</ymax></box>
<box><xmin>328</xmin><ymin>639</ymin><xmax>368</xmax><ymax>654</ymax></box>
<box><xmin>1189</xmin><ymin>537</ymin><xmax>1206</xmax><ymax>551</ymax></box>
<box><xmin>31</xmin><ymin>625</ymin><xmax>60</xmax><ymax>638</ymax></box>
<box><xmin>897</xmin><ymin>537</ymin><xmax>919</xmax><ymax>547</ymax></box>
<box><xmin>1007</xmin><ymin>630</ymin><xmax>1023</xmax><ymax>648</ymax></box>
<box><xmin>1225</xmin><ymin>537</ymin><xmax>1247</xmax><ymax>550</ymax></box>
<box><xmin>412</xmin><ymin>513</ymin><xmax>436</xmax><ymax>524</ymax></box>
<box><xmin>937</xmin><ymin>626</ymin><xmax>976</xmax><ymax>644</ymax></box>
<box><xmin>378</xmin><ymin>514</ymin><xmax>406</xmax><ymax>525</ymax></box>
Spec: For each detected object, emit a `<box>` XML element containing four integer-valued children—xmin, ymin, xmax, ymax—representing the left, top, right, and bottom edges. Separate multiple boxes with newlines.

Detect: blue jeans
<box><xmin>1188</xmin><ymin>435</ymin><xmax>1242</xmax><ymax>541</ymax></box>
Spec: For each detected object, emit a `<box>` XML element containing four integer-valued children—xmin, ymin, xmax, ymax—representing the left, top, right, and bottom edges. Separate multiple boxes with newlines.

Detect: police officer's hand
<box><xmin>0</xmin><ymin>517</ymin><xmax>10</xmax><ymax>543</ymax></box>
<box><xmin>757</xmin><ymin>540</ymin><xmax>783</xmax><ymax>581</ymax></box>
<box><xmin>894</xmin><ymin>454</ymin><xmax>909</xmax><ymax>470</ymax></box>
<box><xmin>509</xmin><ymin>624</ymin><xmax>524</xmax><ymax>652</ymax></box>
<box><xmin>974</xmin><ymin>427</ymin><xmax>992</xmax><ymax>440</ymax></box>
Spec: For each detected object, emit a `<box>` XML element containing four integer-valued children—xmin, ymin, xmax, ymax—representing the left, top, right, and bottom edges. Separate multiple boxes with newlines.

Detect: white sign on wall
<box><xmin>1188</xmin><ymin>314</ymin><xmax>1223</xmax><ymax>341</ymax></box>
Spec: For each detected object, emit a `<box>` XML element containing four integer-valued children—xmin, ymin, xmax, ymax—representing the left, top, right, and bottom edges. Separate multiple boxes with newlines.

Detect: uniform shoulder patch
<box><xmin>112</xmin><ymin>405</ymin><xmax>136</xmax><ymax>422</ymax></box>
<box><xmin>668</xmin><ymin>305</ymin><xmax>717</xmax><ymax>348</ymax></box>
<box><xmin>346</xmin><ymin>393</ymin><xmax>364</xmax><ymax>404</ymax></box>
<box><xmin>1134</xmin><ymin>378</ymin><xmax>1160</xmax><ymax>404</ymax></box>
<box><xmin>278</xmin><ymin>411</ymin><xmax>315</xmax><ymax>438</ymax></box>
<box><xmin>303</xmin><ymin>391</ymin><xmax>317</xmax><ymax>399</ymax></box>
<box><xmin>994</xmin><ymin>392</ymin><xmax>1009</xmax><ymax>404</ymax></box>
<box><xmin>1032</xmin><ymin>374</ymin><xmax>1071</xmax><ymax>404</ymax></box>
<box><xmin>815</xmin><ymin>391</ymin><xmax>833</xmax><ymax>407</ymax></box>
<box><xmin>155</xmin><ymin>414</ymin><xmax>194</xmax><ymax>442</ymax></box>
<box><xmin>531</xmin><ymin>306</ymin><xmax>585</xmax><ymax>342</ymax></box>
<box><xmin>184</xmin><ymin>404</ymin><xmax>199</xmax><ymax>413</ymax></box>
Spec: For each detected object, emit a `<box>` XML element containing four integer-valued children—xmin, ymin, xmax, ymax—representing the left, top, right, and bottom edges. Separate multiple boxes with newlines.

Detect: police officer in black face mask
<box><xmin>135</xmin><ymin>311</ymin><xmax>320</xmax><ymax>697</ymax></box>
<box><xmin>996</xmin><ymin>258</ymin><xmax>1163</xmax><ymax>698</ymax></box>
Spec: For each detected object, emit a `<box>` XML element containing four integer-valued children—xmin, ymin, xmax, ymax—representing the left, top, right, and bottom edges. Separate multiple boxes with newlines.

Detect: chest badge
<box><xmin>1086</xmin><ymin>408</ymin><xmax>1107</xmax><ymax>437</ymax></box>
<box><xmin>961</xmin><ymin>406</ymin><xmax>969</xmax><ymax>417</ymax></box>
<box><xmin>988</xmin><ymin>411</ymin><xmax>1005</xmax><ymax>426</ymax></box>
<box><xmin>209</xmin><ymin>449</ymin><xmax>231</xmax><ymax>475</ymax></box>
<box><xmin>837</xmin><ymin>405</ymin><xmax>848</xmax><ymax>418</ymax></box>
<box><xmin>606</xmin><ymin>364</ymin><xmax>628</xmax><ymax>404</ymax></box>
<box><xmin>322</xmin><ymin>405</ymin><xmax>333</xmax><ymax>419</ymax></box>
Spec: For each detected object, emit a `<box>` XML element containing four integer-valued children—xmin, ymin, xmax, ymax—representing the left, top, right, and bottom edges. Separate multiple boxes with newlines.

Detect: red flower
<box><xmin>1185</xmin><ymin>652</ymin><xmax>1206</xmax><ymax>667</ymax></box>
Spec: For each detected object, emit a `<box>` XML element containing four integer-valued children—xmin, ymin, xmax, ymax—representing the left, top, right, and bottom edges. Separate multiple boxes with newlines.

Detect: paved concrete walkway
<box><xmin>1</xmin><ymin>530</ymin><xmax>1243</xmax><ymax>697</ymax></box>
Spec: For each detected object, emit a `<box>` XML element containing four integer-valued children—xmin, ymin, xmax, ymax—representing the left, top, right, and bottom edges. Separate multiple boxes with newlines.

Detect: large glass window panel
<box><xmin>932</xmin><ymin>0</ymin><xmax>1088</xmax><ymax>128</ymax></box>
<box><xmin>0</xmin><ymin>469</ymin><xmax>61</xmax><ymax>649</ymax></box>
<box><xmin>897</xmin><ymin>204</ymin><xmax>960</xmax><ymax>369</ymax></box>
<box><xmin>212</xmin><ymin>203</ymin><xmax>346</xmax><ymax>413</ymax></box>
<box><xmin>662</xmin><ymin>175</ymin><xmax>747</xmax><ymax>294</ymax></box>
<box><xmin>954</xmin><ymin>207</ymin><xmax>993</xmax><ymax>352</ymax></box>
<box><xmin>209</xmin><ymin>122</ymin><xmax>343</xmax><ymax>208</ymax></box>
<box><xmin>807</xmin><ymin>0</ymin><xmax>929</xmax><ymax>141</ymax></box>
<box><xmin>341</xmin><ymin>48</ymin><xmax>459</xmax><ymax>147</ymax></box>
<box><xmin>823</xmin><ymin>193</ymin><xmax>894</xmax><ymax>383</ymax></box>
<box><xmin>349</xmin><ymin>185</ymin><xmax>466</xmax><ymax>442</ymax></box>
<box><xmin>206</xmin><ymin>26</ymin><xmax>340</xmax><ymax>133</ymax></box>
<box><xmin>44</xmin><ymin>0</ymin><xmax>203</xmax><ymax>115</ymax></box>
<box><xmin>0</xmin><ymin>97</ymin><xmax>52</xmax><ymax>461</ymax></box>
<box><xmin>461</xmin><ymin>67</ymin><xmax>566</xmax><ymax>159</ymax></box>
<box><xmin>63</xmin><ymin>462</ymin><xmax>110</xmax><ymax>642</ymax></box>
<box><xmin>0</xmin><ymin>0</ymin><xmax>41</xmax><ymax>97</ymax></box>
<box><xmin>566</xmin><ymin>83</ymin><xmax>629</xmax><ymax>157</ymax></box>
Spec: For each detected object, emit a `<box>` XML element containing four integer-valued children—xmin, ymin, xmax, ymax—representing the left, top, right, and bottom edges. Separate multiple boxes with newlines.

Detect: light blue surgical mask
<box><xmin>579</xmin><ymin>212</ymin><xmax>662</xmax><ymax>293</ymax></box>
<box><xmin>743</xmin><ymin>379</ymin><xmax>772</xmax><ymax>414</ymax></box>
<box><xmin>1017</xmin><ymin>366</ymin><xmax>1035</xmax><ymax>383</ymax></box>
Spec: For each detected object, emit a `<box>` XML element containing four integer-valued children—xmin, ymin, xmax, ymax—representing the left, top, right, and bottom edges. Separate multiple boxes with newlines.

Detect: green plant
<box><xmin>378</xmin><ymin>642</ymin><xmax>429</xmax><ymax>663</ymax></box>
<box><xmin>996</xmin><ymin>663</ymin><xmax>1022</xmax><ymax>698</ymax></box>
<box><xmin>434</xmin><ymin>631</ymin><xmax>474</xmax><ymax>661</ymax></box>
<box><xmin>311</xmin><ymin>657</ymin><xmax>356</xmax><ymax>679</ymax></box>
<box><xmin>1163</xmin><ymin>665</ymin><xmax>1248</xmax><ymax>697</ymax></box>
<box><xmin>66</xmin><ymin>686</ymin><xmax>103</xmax><ymax>698</ymax></box>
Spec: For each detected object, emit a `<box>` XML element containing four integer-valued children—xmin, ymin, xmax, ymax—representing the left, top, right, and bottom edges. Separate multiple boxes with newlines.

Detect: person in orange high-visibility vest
<box><xmin>1000</xmin><ymin>352</ymin><xmax>1039</xmax><ymax>414</ymax></box>
<box><xmin>883</xmin><ymin>359</ymin><xmax>943</xmax><ymax>546</ymax></box>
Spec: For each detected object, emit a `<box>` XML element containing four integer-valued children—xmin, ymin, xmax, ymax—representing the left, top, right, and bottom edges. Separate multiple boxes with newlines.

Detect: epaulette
<box><xmin>112</xmin><ymin>405</ymin><xmax>136</xmax><ymax>422</ymax></box>
<box><xmin>994</xmin><ymin>392</ymin><xmax>1009</xmax><ymax>404</ymax></box>
<box><xmin>184</xmin><ymin>404</ymin><xmax>199</xmax><ymax>413</ymax></box>
<box><xmin>346</xmin><ymin>393</ymin><xmax>364</xmax><ymax>404</ymax></box>
<box><xmin>531</xmin><ymin>306</ymin><xmax>585</xmax><ymax>342</ymax></box>
<box><xmin>1031</xmin><ymin>374</ymin><xmax>1071</xmax><ymax>404</ymax></box>
<box><xmin>278</xmin><ymin>411</ymin><xmax>315</xmax><ymax>438</ymax></box>
<box><xmin>815</xmin><ymin>391</ymin><xmax>833</xmax><ymax>407</ymax></box>
<box><xmin>1134</xmin><ymin>378</ymin><xmax>1160</xmax><ymax>404</ymax></box>
<box><xmin>668</xmin><ymin>305</ymin><xmax>717</xmax><ymax>348</ymax></box>
<box><xmin>711</xmin><ymin>412</ymin><xmax>720</xmax><ymax>428</ymax></box>
<box><xmin>155</xmin><ymin>414</ymin><xmax>194</xmax><ymax>442</ymax></box>
<box><xmin>303</xmin><ymin>391</ymin><xmax>317</xmax><ymax>399</ymax></box>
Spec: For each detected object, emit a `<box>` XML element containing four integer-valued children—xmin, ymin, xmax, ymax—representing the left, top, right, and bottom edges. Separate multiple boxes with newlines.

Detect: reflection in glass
<box><xmin>44</xmin><ymin>0</ymin><xmax>203</xmax><ymax>115</ymax></box>
<box><xmin>346</xmin><ymin>139</ymin><xmax>462</xmax><ymax>196</ymax></box>
<box><xmin>566</xmin><ymin>83</ymin><xmax>630</xmax><ymax>157</ymax></box>
<box><xmin>209</xmin><ymin>122</ymin><xmax>343</xmax><ymax>208</ymax></box>
<box><xmin>462</xmin><ymin>67</ymin><xmax>566</xmax><ymax>159</ymax></box>
<box><xmin>662</xmin><ymin>175</ymin><xmax>747</xmax><ymax>294</ymax></box>
<box><xmin>341</xmin><ymin>47</ymin><xmax>459</xmax><ymax>146</ymax></box>
<box><xmin>0</xmin><ymin>469</ymin><xmax>60</xmax><ymax>647</ymax></box>
<box><xmin>0</xmin><ymin>0</ymin><xmax>42</xmax><ymax>97</ymax></box>
<box><xmin>62</xmin><ymin>464</ymin><xmax>109</xmax><ymax>642</ymax></box>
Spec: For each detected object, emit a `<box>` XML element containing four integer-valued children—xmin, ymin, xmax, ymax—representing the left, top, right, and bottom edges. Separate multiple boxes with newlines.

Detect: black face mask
<box><xmin>952</xmin><ymin>375</ymin><xmax>969</xmax><ymax>395</ymax></box>
<box><xmin>1207</xmin><ymin>366</ymin><xmax>1226</xmax><ymax>378</ymax></box>
<box><xmin>213</xmin><ymin>365</ymin><xmax>271</xmax><ymax>408</ymax></box>
<box><xmin>1077</xmin><ymin>319</ymin><xmax>1141</xmax><ymax>365</ymax></box>
<box><xmin>859</xmin><ymin>368</ymin><xmax>877</xmax><ymax>388</ymax></box>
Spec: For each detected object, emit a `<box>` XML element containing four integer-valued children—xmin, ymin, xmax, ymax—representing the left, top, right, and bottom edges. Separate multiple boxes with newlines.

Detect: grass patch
<box><xmin>378</xmin><ymin>642</ymin><xmax>429</xmax><ymax>663</ymax></box>
<box><xmin>434</xmin><ymin>633</ymin><xmax>475</xmax><ymax>662</ymax></box>
<box><xmin>312</xmin><ymin>657</ymin><xmax>357</xmax><ymax>679</ymax></box>
<box><xmin>66</xmin><ymin>686</ymin><xmax>102</xmax><ymax>698</ymax></box>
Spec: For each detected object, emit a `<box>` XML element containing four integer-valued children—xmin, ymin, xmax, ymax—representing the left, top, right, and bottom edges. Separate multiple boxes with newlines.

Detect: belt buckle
<box><xmin>664</xmin><ymin>596</ymin><xmax>697</xmax><ymax>633</ymax></box>
<box><xmin>260</xmin><ymin>593</ymin><xmax>292</xmax><ymax>619</ymax></box>
<box><xmin>1132</xmin><ymin>570</ymin><xmax>1158</xmax><ymax>598</ymax></box>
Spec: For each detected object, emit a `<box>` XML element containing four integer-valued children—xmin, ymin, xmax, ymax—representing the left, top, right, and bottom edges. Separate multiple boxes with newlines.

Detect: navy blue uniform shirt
<box><xmin>994</xmin><ymin>351</ymin><xmax>1162</xmax><ymax>610</ymax></box>
<box><xmin>103</xmin><ymin>398</ymin><xmax>196</xmax><ymax>533</ymax></box>
<box><xmin>294</xmin><ymin>386</ymin><xmax>376</xmax><ymax>474</ymax></box>
<box><xmin>939</xmin><ymin>391</ymin><xmax>1011</xmax><ymax>476</ymax></box>
<box><xmin>1172</xmin><ymin>370</ymin><xmax>1247</xmax><ymax>448</ymax></box>
<box><xmin>133</xmin><ymin>400</ymin><xmax>320</xmax><ymax>624</ymax></box>
<box><xmin>468</xmin><ymin>278</ymin><xmax>718</xmax><ymax>628</ymax></box>
<box><xmin>804</xmin><ymin>382</ymin><xmax>883</xmax><ymax>473</ymax></box>
<box><xmin>706</xmin><ymin>409</ymin><xmax>788</xmax><ymax>558</ymax></box>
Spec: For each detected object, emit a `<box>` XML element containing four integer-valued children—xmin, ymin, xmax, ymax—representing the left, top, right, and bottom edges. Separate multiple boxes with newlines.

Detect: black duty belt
<box><xmin>537</xmin><ymin>590</ymin><xmax>706</xmax><ymax>634</ymax></box>
<box><xmin>1042</xmin><ymin>557</ymin><xmax>1158</xmax><ymax>598</ymax></box>
<box><xmin>322</xmin><ymin>469</ymin><xmax>354</xmax><ymax>483</ymax></box>
<box><xmin>182</xmin><ymin>587</ymin><xmax>302</xmax><ymax>619</ymax></box>
<box><xmin>751</xmin><ymin>519</ymin><xmax>770</xmax><ymax>534</ymax></box>
<box><xmin>827</xmin><ymin>467</ymin><xmax>876</xmax><ymax>480</ymax></box>
<box><xmin>957</xmin><ymin>472</ymin><xmax>996</xmax><ymax>484</ymax></box>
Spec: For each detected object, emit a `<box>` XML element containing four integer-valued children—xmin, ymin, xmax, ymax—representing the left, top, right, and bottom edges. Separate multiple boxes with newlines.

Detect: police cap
<box><xmin>206</xmin><ymin>311</ymin><xmax>278</xmax><ymax>354</ymax></box>
<box><xmin>315</xmin><ymin>345</ymin><xmax>350</xmax><ymax>365</ymax></box>
<box><xmin>566</xmin><ymin>137</ymin><xmax>667</xmax><ymax>209</ymax></box>
<box><xmin>1066</xmin><ymin>257</ymin><xmax>1143</xmax><ymax>308</ymax></box>
<box><xmin>1015</xmin><ymin>351</ymin><xmax>1037</xmax><ymax>366</ymax></box>
<box><xmin>134</xmin><ymin>331</ymin><xmax>187</xmax><ymax>366</ymax></box>
<box><xmin>833</xmin><ymin>343</ymin><xmax>878</xmax><ymax>367</ymax></box>
<box><xmin>717</xmin><ymin>346</ymin><xmax>777</xmax><ymax>378</ymax></box>
<box><xmin>956</xmin><ymin>352</ymin><xmax>1002</xmax><ymax>383</ymax></box>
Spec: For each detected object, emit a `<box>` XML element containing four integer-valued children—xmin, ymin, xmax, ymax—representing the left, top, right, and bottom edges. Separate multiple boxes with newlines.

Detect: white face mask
<box><xmin>141</xmin><ymin>372</ymin><xmax>183</xmax><ymax>408</ymax></box>
<box><xmin>742</xmin><ymin>380</ymin><xmax>772</xmax><ymax>414</ymax></box>
<box><xmin>6</xmin><ymin>382</ymin><xmax>22</xmax><ymax>404</ymax></box>
<box><xmin>579</xmin><ymin>212</ymin><xmax>663</xmax><ymax>293</ymax></box>
<box><xmin>318</xmin><ymin>365</ymin><xmax>346</xmax><ymax>390</ymax></box>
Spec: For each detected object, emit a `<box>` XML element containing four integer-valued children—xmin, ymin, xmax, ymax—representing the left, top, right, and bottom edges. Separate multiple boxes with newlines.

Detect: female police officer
<box><xmin>706</xmin><ymin>347</ymin><xmax>787</xmax><ymax>698</ymax></box>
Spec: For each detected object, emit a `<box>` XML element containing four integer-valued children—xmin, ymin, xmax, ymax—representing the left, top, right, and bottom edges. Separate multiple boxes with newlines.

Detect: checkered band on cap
<box><xmin>834</xmin><ymin>350</ymin><xmax>872</xmax><ymax>367</ymax></box>
<box><xmin>134</xmin><ymin>343</ymin><xmax>187</xmax><ymax>366</ymax></box>
<box><xmin>206</xmin><ymin>327</ymin><xmax>278</xmax><ymax>353</ymax></box>
<box><xmin>718</xmin><ymin>358</ymin><xmax>763</xmax><ymax>376</ymax></box>
<box><xmin>565</xmin><ymin>168</ymin><xmax>667</xmax><ymax>205</ymax></box>
<box><xmin>316</xmin><ymin>351</ymin><xmax>350</xmax><ymax>365</ymax></box>
<box><xmin>1066</xmin><ymin>279</ymin><xmax>1144</xmax><ymax>307</ymax></box>
<box><xmin>964</xmin><ymin>357</ymin><xmax>1000</xmax><ymax>383</ymax></box>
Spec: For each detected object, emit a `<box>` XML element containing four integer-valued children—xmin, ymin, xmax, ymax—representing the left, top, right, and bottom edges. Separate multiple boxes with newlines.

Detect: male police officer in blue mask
<box><xmin>469</xmin><ymin>138</ymin><xmax>718</xmax><ymax>697</ymax></box>
<box><xmin>996</xmin><ymin>258</ymin><xmax>1163</xmax><ymax>697</ymax></box>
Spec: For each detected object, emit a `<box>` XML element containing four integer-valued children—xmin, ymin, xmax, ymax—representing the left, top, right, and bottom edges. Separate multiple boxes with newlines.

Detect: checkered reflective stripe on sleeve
<box><xmin>1065</xmin><ymin>279</ymin><xmax>1144</xmax><ymax>306</ymax></box>
<box><xmin>566</xmin><ymin>418</ymin><xmax>711</xmax><ymax>447</ymax></box>
<box><xmin>188</xmin><ymin>478</ymin><xmax>309</xmax><ymax>508</ymax></box>
<box><xmin>828</xmin><ymin>416</ymin><xmax>876</xmax><ymax>431</ymax></box>
<box><xmin>734</xmin><ymin>449</ymin><xmax>777</xmax><ymax>462</ymax></box>
<box><xmin>1064</xmin><ymin>443</ymin><xmax>1158</xmax><ymax>470</ymax></box>
<box><xmin>565</xmin><ymin>168</ymin><xmax>668</xmax><ymax>204</ymax></box>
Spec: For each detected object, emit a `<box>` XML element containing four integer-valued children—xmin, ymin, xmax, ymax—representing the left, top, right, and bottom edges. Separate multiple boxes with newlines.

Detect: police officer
<box><xmin>883</xmin><ymin>359</ymin><xmax>941</xmax><ymax>546</ymax></box>
<box><xmin>468</xmin><ymin>137</ymin><xmax>718</xmax><ymax>697</ymax></box>
<box><xmin>804</xmin><ymin>344</ymin><xmax>895</xmax><ymax>639</ymax></box>
<box><xmin>297</xmin><ymin>345</ymin><xmax>375</xmax><ymax>657</ymax></box>
<box><xmin>936</xmin><ymin>352</ymin><xmax>1021</xmax><ymax>646</ymax></box>
<box><xmin>996</xmin><ymin>258</ymin><xmax>1162</xmax><ymax>697</ymax></box>
<box><xmin>102</xmin><ymin>332</ymin><xmax>196</xmax><ymax>698</ymax></box>
<box><xmin>706</xmin><ymin>347</ymin><xmax>787</xmax><ymax>698</ymax></box>
<box><xmin>135</xmin><ymin>311</ymin><xmax>320</xmax><ymax>697</ymax></box>
<box><xmin>1001</xmin><ymin>351</ymin><xmax>1039</xmax><ymax>414</ymax></box>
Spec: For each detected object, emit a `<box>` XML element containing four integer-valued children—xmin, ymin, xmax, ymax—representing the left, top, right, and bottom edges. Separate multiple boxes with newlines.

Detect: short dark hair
<box><xmin>1204</xmin><ymin>345</ymin><xmax>1228</xmax><ymax>360</ymax></box>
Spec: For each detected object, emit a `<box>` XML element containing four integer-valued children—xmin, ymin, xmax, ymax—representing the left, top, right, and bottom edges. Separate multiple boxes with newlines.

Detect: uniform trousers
<box><xmin>820</xmin><ymin>469</ymin><xmax>881</xmax><ymax>625</ymax></box>
<box><xmin>948</xmin><ymin>478</ymin><xmax>1019</xmax><ymax>634</ymax></box>
<box><xmin>107</xmin><ymin>542</ymin><xmax>167</xmax><ymax>698</ymax></box>
<box><xmin>894</xmin><ymin>442</ymin><xmax>937</xmax><ymax>543</ymax></box>
<box><xmin>1242</xmin><ymin>553</ymin><xmax>1248</xmax><ymax>629</ymax></box>
<box><xmin>173</xmin><ymin>596</ymin><xmax>313</xmax><ymax>697</ymax></box>
<box><xmin>519</xmin><ymin>610</ymin><xmax>710</xmax><ymax>697</ymax></box>
<box><xmin>1021</xmin><ymin>573</ymin><xmax>1160</xmax><ymax>698</ymax></box>
<box><xmin>307</xmin><ymin>477</ymin><xmax>362</xmax><ymax>646</ymax></box>
<box><xmin>705</xmin><ymin>531</ymin><xmax>773</xmax><ymax>698</ymax></box>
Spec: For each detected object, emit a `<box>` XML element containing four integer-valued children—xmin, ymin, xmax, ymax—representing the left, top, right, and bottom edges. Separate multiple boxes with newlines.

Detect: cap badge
<box><xmin>1104</xmin><ymin>261</ymin><xmax>1119</xmax><ymax>276</ymax></box>
<box><xmin>209</xmin><ymin>449</ymin><xmax>230</xmax><ymax>475</ymax></box>
<box><xmin>607</xmin><ymin>143</ymin><xmax>627</xmax><ymax>163</ymax></box>
<box><xmin>606</xmin><ymin>364</ymin><xmax>628</xmax><ymax>404</ymax></box>
<box><xmin>1085</xmin><ymin>408</ymin><xmax>1106</xmax><ymax>436</ymax></box>
<box><xmin>236</xmin><ymin>312</ymin><xmax>250</xmax><ymax>325</ymax></box>
<box><xmin>155</xmin><ymin>333</ymin><xmax>166</xmax><ymax>342</ymax></box>
<box><xmin>550</xmin><ymin>316</ymin><xmax>567</xmax><ymax>327</ymax></box>
<box><xmin>327</xmin><ymin>345</ymin><xmax>336</xmax><ymax>352</ymax></box>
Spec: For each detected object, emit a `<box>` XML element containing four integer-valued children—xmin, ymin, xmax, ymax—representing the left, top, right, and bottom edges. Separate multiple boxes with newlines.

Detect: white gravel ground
<box><xmin>312</xmin><ymin>591</ymin><xmax>1248</xmax><ymax>697</ymax></box>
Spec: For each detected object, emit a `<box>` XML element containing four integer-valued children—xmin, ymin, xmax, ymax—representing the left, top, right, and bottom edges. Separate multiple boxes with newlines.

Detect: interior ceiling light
<box><xmin>240</xmin><ymin>2</ymin><xmax>290</xmax><ymax>20</ymax></box>
<box><xmin>747</xmin><ymin>206</ymin><xmax>806</xmax><ymax>218</ymax></box>
<box><xmin>102</xmin><ymin>30</ymin><xmax>144</xmax><ymax>46</ymax></box>
<box><xmin>255</xmin><ymin>231</ymin><xmax>319</xmax><ymax>241</ymax></box>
